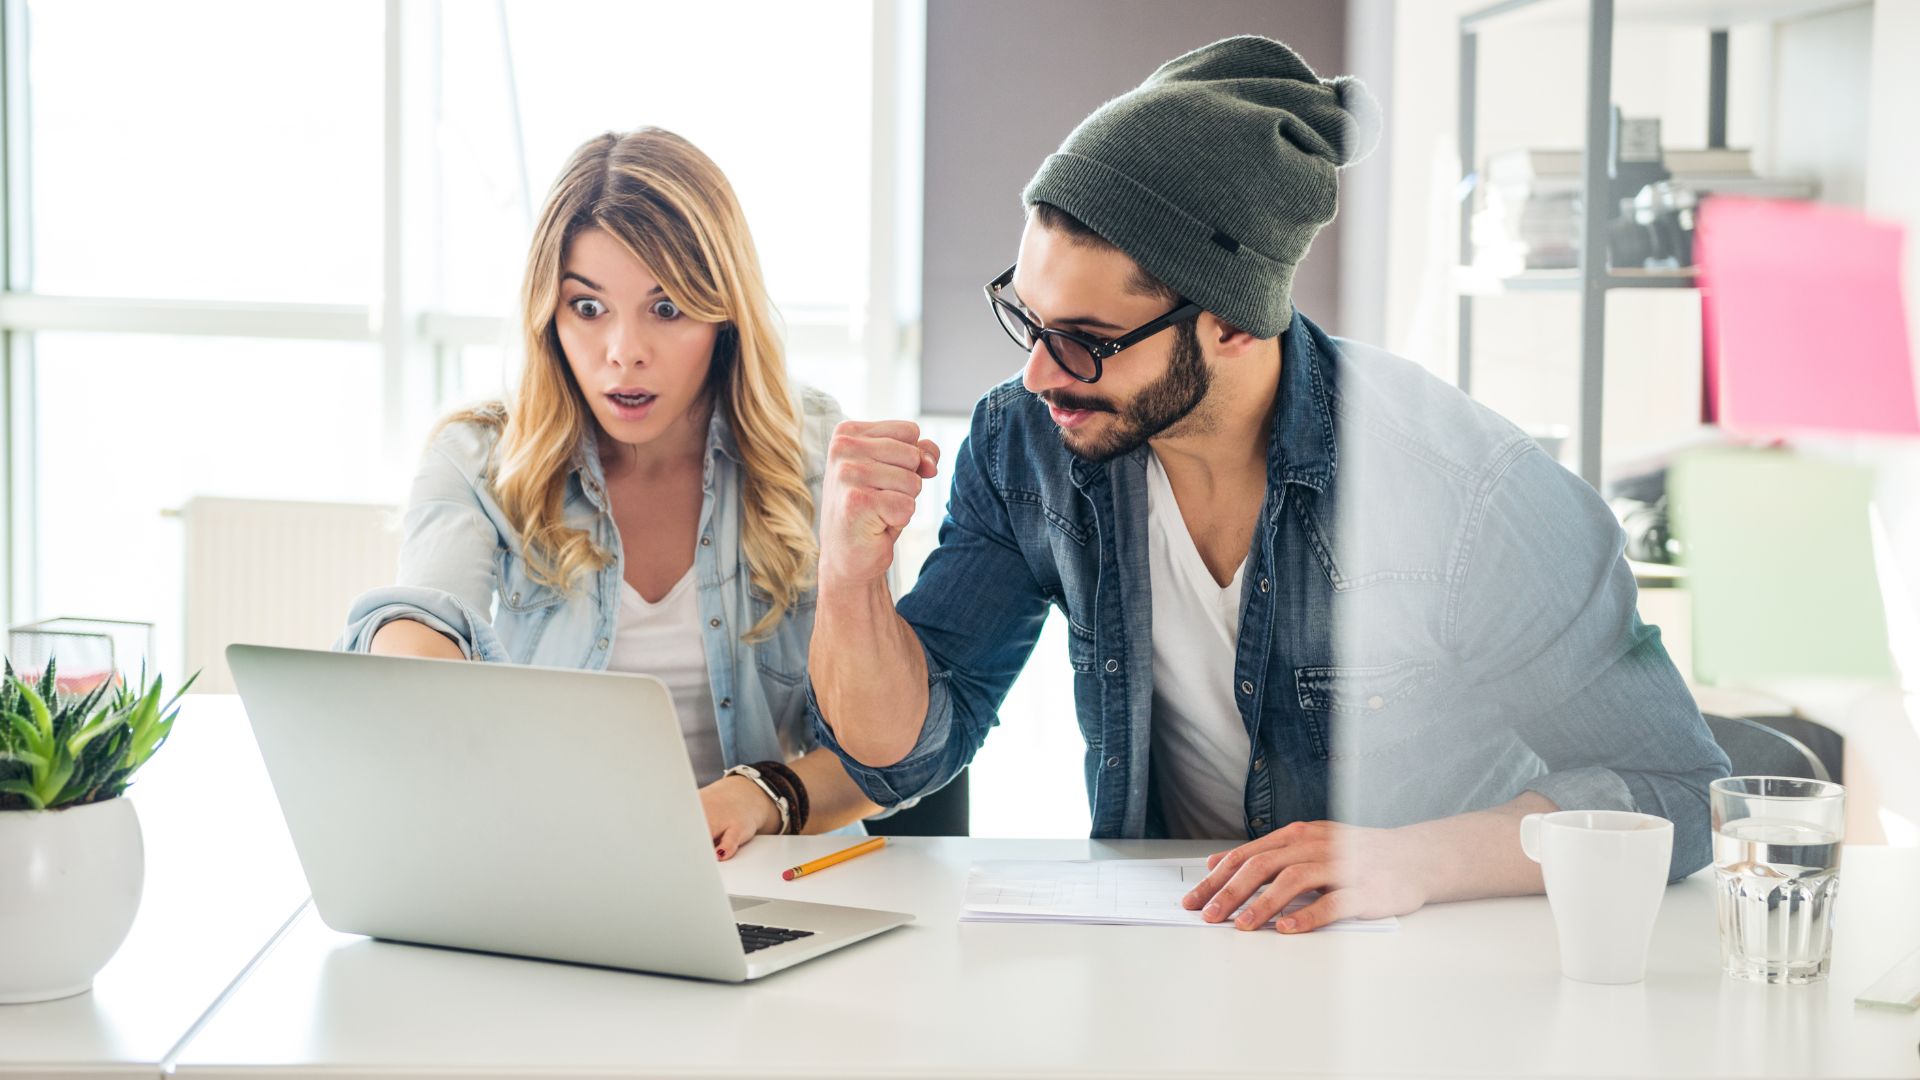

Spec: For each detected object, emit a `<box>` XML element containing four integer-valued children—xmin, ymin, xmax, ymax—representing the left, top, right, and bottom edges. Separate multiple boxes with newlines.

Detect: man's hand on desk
<box><xmin>1181</xmin><ymin>820</ymin><xmax>1434</xmax><ymax>932</ymax></box>
<box><xmin>1181</xmin><ymin>791</ymin><xmax>1560</xmax><ymax>932</ymax></box>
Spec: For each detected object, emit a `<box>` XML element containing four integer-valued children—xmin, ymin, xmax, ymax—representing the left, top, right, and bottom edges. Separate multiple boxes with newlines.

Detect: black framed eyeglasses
<box><xmin>983</xmin><ymin>263</ymin><xmax>1202</xmax><ymax>384</ymax></box>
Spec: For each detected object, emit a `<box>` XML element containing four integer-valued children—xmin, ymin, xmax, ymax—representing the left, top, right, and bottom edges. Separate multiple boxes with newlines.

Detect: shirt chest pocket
<box><xmin>494</xmin><ymin>548</ymin><xmax>568</xmax><ymax>613</ymax></box>
<box><xmin>1295</xmin><ymin>658</ymin><xmax>1439</xmax><ymax>760</ymax></box>
<box><xmin>491</xmin><ymin>548</ymin><xmax>571</xmax><ymax>665</ymax></box>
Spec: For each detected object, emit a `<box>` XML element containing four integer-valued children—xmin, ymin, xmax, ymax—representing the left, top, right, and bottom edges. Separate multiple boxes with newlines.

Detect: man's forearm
<box><xmin>809</xmin><ymin>581</ymin><xmax>931</xmax><ymax>768</ymax></box>
<box><xmin>1406</xmin><ymin>789</ymin><xmax>1557</xmax><ymax>903</ymax></box>
<box><xmin>789</xmin><ymin>747</ymin><xmax>884</xmax><ymax>833</ymax></box>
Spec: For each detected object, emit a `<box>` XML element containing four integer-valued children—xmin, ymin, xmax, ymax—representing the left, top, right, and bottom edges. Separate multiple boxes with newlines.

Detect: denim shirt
<box><xmin>340</xmin><ymin>388</ymin><xmax>844</xmax><ymax>771</ymax></box>
<box><xmin>811</xmin><ymin>313</ymin><xmax>1728</xmax><ymax>880</ymax></box>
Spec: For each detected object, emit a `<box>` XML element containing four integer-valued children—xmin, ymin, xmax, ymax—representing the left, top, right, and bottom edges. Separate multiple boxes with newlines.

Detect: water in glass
<box><xmin>1713</xmin><ymin>815</ymin><xmax>1842</xmax><ymax>984</ymax></box>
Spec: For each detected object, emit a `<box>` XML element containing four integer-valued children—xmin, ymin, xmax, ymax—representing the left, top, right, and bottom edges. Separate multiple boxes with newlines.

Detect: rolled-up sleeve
<box><xmin>336</xmin><ymin>427</ymin><xmax>511</xmax><ymax>663</ymax></box>
<box><xmin>808</xmin><ymin>390</ymin><xmax>1052</xmax><ymax>807</ymax></box>
<box><xmin>1451</xmin><ymin>446</ymin><xmax>1729</xmax><ymax>881</ymax></box>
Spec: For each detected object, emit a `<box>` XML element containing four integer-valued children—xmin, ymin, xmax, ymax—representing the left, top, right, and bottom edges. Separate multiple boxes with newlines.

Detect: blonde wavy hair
<box><xmin>457</xmin><ymin>128</ymin><xmax>816</xmax><ymax>641</ymax></box>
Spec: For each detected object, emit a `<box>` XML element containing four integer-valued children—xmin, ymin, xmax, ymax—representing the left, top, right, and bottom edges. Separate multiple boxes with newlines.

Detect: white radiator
<box><xmin>178</xmin><ymin>497</ymin><xmax>402</xmax><ymax>693</ymax></box>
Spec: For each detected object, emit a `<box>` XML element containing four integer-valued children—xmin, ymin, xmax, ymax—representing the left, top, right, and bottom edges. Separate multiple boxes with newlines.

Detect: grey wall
<box><xmin>920</xmin><ymin>0</ymin><xmax>1353</xmax><ymax>415</ymax></box>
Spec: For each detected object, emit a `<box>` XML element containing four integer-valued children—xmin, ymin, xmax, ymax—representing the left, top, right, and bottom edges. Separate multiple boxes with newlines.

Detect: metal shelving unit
<box><xmin>1458</xmin><ymin>0</ymin><xmax>1864</xmax><ymax>488</ymax></box>
<box><xmin>1456</xmin><ymin>0</ymin><xmax>1736</xmax><ymax>489</ymax></box>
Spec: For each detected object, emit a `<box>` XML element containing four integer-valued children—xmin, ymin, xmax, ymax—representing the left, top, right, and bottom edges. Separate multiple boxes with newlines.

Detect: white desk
<box><xmin>168</xmin><ymin>836</ymin><xmax>1920</xmax><ymax>1079</ymax></box>
<box><xmin>0</xmin><ymin>695</ymin><xmax>308</xmax><ymax>1079</ymax></box>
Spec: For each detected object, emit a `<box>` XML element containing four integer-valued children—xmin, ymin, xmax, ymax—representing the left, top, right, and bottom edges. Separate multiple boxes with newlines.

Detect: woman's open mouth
<box><xmin>607</xmin><ymin>389</ymin><xmax>657</xmax><ymax>420</ymax></box>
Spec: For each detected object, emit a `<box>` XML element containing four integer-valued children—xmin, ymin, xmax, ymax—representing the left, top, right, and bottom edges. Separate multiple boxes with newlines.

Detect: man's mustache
<box><xmin>1037</xmin><ymin>390</ymin><xmax>1116</xmax><ymax>414</ymax></box>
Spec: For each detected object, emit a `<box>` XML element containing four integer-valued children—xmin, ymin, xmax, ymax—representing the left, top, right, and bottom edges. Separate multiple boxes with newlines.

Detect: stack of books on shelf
<box><xmin>1473</xmin><ymin>149</ymin><xmax>1583</xmax><ymax>274</ymax></box>
<box><xmin>1470</xmin><ymin>147</ymin><xmax>1817</xmax><ymax>276</ymax></box>
<box><xmin>1662</xmin><ymin>147</ymin><xmax>1818</xmax><ymax>199</ymax></box>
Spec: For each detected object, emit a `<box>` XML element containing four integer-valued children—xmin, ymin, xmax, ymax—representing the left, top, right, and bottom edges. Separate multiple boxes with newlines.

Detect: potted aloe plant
<box><xmin>0</xmin><ymin>658</ymin><xmax>191</xmax><ymax>1003</ymax></box>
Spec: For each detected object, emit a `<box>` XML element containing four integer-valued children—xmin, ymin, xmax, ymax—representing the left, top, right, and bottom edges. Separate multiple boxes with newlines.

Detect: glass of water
<box><xmin>1711</xmin><ymin>775</ymin><xmax>1845</xmax><ymax>984</ymax></box>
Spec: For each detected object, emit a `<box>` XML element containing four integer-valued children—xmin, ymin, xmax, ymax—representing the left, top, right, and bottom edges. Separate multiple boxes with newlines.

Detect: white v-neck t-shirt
<box><xmin>605</xmin><ymin>566</ymin><xmax>726</xmax><ymax>785</ymax></box>
<box><xmin>1145</xmin><ymin>450</ymin><xmax>1252</xmax><ymax>841</ymax></box>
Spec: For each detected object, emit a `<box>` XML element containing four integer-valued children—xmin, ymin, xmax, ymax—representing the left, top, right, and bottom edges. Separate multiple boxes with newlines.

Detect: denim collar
<box><xmin>1066</xmin><ymin>310</ymin><xmax>1337</xmax><ymax>495</ymax></box>
<box><xmin>1272</xmin><ymin>310</ymin><xmax>1336</xmax><ymax>495</ymax></box>
<box><xmin>705</xmin><ymin>400</ymin><xmax>744</xmax><ymax>466</ymax></box>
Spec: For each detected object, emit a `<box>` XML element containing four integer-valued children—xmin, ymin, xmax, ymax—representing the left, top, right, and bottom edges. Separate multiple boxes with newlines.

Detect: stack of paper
<box><xmin>962</xmin><ymin>858</ymin><xmax>1399</xmax><ymax>932</ymax></box>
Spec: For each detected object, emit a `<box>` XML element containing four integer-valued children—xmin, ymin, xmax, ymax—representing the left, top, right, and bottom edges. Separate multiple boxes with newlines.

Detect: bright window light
<box><xmin>25</xmin><ymin>0</ymin><xmax>384</xmax><ymax>303</ymax></box>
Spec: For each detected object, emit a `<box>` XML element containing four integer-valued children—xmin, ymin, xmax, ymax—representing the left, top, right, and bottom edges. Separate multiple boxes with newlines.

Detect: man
<box><xmin>806</xmin><ymin>36</ymin><xmax>1729</xmax><ymax>932</ymax></box>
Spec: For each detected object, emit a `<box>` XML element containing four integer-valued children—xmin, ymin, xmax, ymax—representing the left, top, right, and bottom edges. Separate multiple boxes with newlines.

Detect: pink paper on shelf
<box><xmin>1696</xmin><ymin>196</ymin><xmax>1918</xmax><ymax>437</ymax></box>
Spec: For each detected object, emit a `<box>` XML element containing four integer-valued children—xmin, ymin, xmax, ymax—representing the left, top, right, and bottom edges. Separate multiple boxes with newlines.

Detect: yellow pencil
<box><xmin>781</xmin><ymin>836</ymin><xmax>887</xmax><ymax>881</ymax></box>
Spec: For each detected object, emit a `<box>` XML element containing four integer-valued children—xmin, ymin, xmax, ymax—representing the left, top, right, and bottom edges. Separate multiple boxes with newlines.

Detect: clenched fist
<box><xmin>817</xmin><ymin>420</ymin><xmax>940</xmax><ymax>596</ymax></box>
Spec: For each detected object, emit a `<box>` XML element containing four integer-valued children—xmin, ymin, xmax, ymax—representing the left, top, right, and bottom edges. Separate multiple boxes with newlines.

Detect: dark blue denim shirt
<box><xmin>811</xmin><ymin>312</ymin><xmax>1728</xmax><ymax>880</ymax></box>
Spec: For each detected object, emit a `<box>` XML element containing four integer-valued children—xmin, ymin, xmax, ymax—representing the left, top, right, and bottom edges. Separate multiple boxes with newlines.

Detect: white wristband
<box><xmin>723</xmin><ymin>764</ymin><xmax>790</xmax><ymax>835</ymax></box>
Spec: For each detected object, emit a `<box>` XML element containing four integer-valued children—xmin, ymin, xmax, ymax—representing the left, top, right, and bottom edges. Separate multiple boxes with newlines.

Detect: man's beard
<box><xmin>1040</xmin><ymin>323</ymin><xmax>1209</xmax><ymax>464</ymax></box>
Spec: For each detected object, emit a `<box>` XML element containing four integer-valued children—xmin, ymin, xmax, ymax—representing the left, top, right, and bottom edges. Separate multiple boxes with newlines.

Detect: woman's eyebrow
<box><xmin>561</xmin><ymin>271</ymin><xmax>665</xmax><ymax>298</ymax></box>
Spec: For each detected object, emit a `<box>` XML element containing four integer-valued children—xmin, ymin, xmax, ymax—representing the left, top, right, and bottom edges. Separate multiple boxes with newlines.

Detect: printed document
<box><xmin>962</xmin><ymin>858</ymin><xmax>1399</xmax><ymax>931</ymax></box>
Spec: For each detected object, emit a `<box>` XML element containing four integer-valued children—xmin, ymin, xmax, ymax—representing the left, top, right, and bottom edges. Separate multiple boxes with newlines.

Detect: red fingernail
<box><xmin>716</xmin><ymin>849</ymin><xmax>727</xmax><ymax>859</ymax></box>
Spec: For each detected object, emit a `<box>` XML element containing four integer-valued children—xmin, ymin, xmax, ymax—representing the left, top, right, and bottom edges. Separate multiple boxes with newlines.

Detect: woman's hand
<box><xmin>698</xmin><ymin>774</ymin><xmax>783</xmax><ymax>861</ymax></box>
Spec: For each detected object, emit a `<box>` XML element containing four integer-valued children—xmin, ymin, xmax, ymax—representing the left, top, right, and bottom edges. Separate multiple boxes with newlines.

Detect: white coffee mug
<box><xmin>1520</xmin><ymin>810</ymin><xmax>1674</xmax><ymax>985</ymax></box>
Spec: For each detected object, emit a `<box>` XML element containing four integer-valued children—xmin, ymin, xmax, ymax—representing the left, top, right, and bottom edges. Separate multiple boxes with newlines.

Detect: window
<box><xmin>435</xmin><ymin>1</ymin><xmax>874</xmax><ymax>316</ymax></box>
<box><xmin>25</xmin><ymin>0</ymin><xmax>384</xmax><ymax>304</ymax></box>
<box><xmin>430</xmin><ymin>1</ymin><xmax>881</xmax><ymax>410</ymax></box>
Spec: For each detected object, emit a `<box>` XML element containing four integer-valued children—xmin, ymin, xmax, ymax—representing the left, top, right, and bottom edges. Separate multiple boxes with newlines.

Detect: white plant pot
<box><xmin>0</xmin><ymin>797</ymin><xmax>145</xmax><ymax>1003</ymax></box>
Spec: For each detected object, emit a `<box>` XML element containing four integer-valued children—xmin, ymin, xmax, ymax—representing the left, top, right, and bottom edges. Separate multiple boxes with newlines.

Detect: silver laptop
<box><xmin>227</xmin><ymin>644</ymin><xmax>912</xmax><ymax>982</ymax></box>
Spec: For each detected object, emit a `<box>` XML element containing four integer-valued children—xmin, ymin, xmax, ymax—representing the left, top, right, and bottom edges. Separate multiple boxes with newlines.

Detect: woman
<box><xmin>341</xmin><ymin>128</ymin><xmax>880</xmax><ymax>858</ymax></box>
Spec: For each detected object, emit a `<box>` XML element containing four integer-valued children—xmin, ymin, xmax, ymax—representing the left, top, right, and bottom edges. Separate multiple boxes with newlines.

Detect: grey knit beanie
<box><xmin>1022</xmin><ymin>35</ymin><xmax>1381</xmax><ymax>339</ymax></box>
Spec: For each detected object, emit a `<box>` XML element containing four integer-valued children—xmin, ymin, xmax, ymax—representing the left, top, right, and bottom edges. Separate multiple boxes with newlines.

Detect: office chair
<box><xmin>1703</xmin><ymin>713</ymin><xmax>1830</xmax><ymax>782</ymax></box>
<box><xmin>865</xmin><ymin>768</ymin><xmax>971</xmax><ymax>837</ymax></box>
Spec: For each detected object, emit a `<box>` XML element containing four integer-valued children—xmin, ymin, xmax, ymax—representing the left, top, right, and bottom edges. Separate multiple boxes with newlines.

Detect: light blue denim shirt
<box><xmin>812</xmin><ymin>312</ymin><xmax>1729</xmax><ymax>880</ymax></box>
<box><xmin>340</xmin><ymin>388</ymin><xmax>843</xmax><ymax>772</ymax></box>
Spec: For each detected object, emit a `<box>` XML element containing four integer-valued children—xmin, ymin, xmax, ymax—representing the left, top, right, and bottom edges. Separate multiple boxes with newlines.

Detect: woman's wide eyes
<box><xmin>566</xmin><ymin>297</ymin><xmax>679</xmax><ymax>320</ymax></box>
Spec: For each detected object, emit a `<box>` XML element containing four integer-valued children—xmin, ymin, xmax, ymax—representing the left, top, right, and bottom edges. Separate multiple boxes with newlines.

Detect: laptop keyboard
<box><xmin>737</xmin><ymin>923</ymin><xmax>816</xmax><ymax>954</ymax></box>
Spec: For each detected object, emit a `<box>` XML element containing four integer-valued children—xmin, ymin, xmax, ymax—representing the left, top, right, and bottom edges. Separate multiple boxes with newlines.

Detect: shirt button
<box><xmin>720</xmin><ymin>697</ymin><xmax>732</xmax><ymax>709</ymax></box>
<box><xmin>1259</xmin><ymin>577</ymin><xmax>1270</xmax><ymax>593</ymax></box>
<box><xmin>1251</xmin><ymin>817</ymin><xmax>1267</xmax><ymax>831</ymax></box>
<box><xmin>1240</xmin><ymin>679</ymin><xmax>1254</xmax><ymax>695</ymax></box>
<box><xmin>1105</xmin><ymin>756</ymin><xmax>1120</xmax><ymax>768</ymax></box>
<box><xmin>1252</xmin><ymin>757</ymin><xmax>1266</xmax><ymax>772</ymax></box>
<box><xmin>709</xmin><ymin>617</ymin><xmax>721</xmax><ymax>628</ymax></box>
<box><xmin>509</xmin><ymin>592</ymin><xmax>521</xmax><ymax>605</ymax></box>
<box><xmin>700</xmin><ymin>536</ymin><xmax>712</xmax><ymax>547</ymax></box>
<box><xmin>1104</xmin><ymin>658</ymin><xmax>1118</xmax><ymax>673</ymax></box>
<box><xmin>597</xmin><ymin>638</ymin><xmax>609</xmax><ymax>650</ymax></box>
<box><xmin>1367</xmin><ymin>694</ymin><xmax>1386</xmax><ymax>710</ymax></box>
